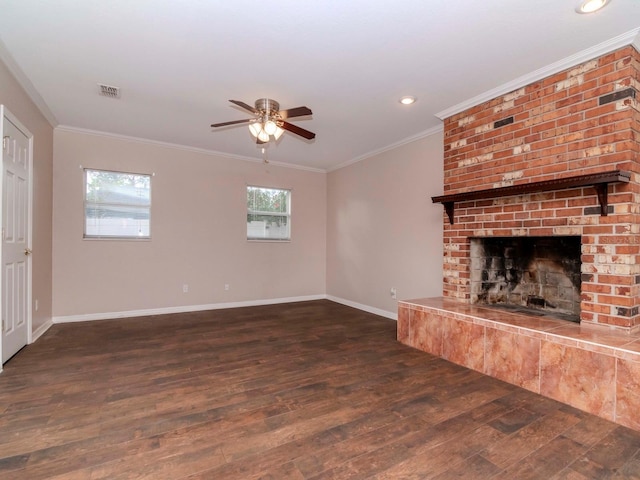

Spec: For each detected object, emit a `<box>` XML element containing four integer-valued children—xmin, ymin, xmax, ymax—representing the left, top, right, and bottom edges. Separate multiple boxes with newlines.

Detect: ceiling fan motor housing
<box><xmin>211</xmin><ymin>98</ymin><xmax>315</xmax><ymax>141</ymax></box>
<box><xmin>255</xmin><ymin>98</ymin><xmax>280</xmax><ymax>117</ymax></box>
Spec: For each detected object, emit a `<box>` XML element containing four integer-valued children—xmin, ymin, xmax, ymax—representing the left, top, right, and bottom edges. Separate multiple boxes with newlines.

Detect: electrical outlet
<box><xmin>390</xmin><ymin>287</ymin><xmax>397</xmax><ymax>299</ymax></box>
<box><xmin>183</xmin><ymin>284</ymin><xmax>189</xmax><ymax>293</ymax></box>
<box><xmin>35</xmin><ymin>299</ymin><xmax>39</xmax><ymax>311</ymax></box>
<box><xmin>224</xmin><ymin>284</ymin><xmax>230</xmax><ymax>291</ymax></box>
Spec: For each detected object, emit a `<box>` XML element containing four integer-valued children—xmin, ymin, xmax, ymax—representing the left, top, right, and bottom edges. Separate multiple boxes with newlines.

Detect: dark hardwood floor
<box><xmin>1</xmin><ymin>300</ymin><xmax>640</xmax><ymax>479</ymax></box>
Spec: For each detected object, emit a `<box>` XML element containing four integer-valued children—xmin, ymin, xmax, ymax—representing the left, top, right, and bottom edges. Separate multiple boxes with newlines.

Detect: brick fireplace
<box><xmin>398</xmin><ymin>45</ymin><xmax>640</xmax><ymax>430</ymax></box>
<box><xmin>439</xmin><ymin>45</ymin><xmax>640</xmax><ymax>332</ymax></box>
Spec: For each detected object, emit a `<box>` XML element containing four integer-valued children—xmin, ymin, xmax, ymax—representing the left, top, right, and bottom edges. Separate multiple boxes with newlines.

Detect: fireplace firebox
<box><xmin>470</xmin><ymin>236</ymin><xmax>581</xmax><ymax>321</ymax></box>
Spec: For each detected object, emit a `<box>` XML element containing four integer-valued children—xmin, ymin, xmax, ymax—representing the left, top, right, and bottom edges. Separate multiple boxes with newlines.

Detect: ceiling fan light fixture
<box><xmin>264</xmin><ymin>119</ymin><xmax>278</xmax><ymax>136</ymax></box>
<box><xmin>273</xmin><ymin>126</ymin><xmax>285</xmax><ymax>140</ymax></box>
<box><xmin>575</xmin><ymin>0</ymin><xmax>610</xmax><ymax>13</ymax></box>
<box><xmin>248</xmin><ymin>122</ymin><xmax>262</xmax><ymax>138</ymax></box>
<box><xmin>257</xmin><ymin>129</ymin><xmax>270</xmax><ymax>143</ymax></box>
<box><xmin>213</xmin><ymin>98</ymin><xmax>315</xmax><ymax>145</ymax></box>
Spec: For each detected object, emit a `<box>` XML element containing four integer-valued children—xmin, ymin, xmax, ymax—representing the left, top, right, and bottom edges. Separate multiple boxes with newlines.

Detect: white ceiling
<box><xmin>1</xmin><ymin>1</ymin><xmax>639</xmax><ymax>171</ymax></box>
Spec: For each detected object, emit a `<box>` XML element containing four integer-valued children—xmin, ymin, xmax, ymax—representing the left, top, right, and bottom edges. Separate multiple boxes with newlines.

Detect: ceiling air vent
<box><xmin>98</xmin><ymin>83</ymin><xmax>121</xmax><ymax>99</ymax></box>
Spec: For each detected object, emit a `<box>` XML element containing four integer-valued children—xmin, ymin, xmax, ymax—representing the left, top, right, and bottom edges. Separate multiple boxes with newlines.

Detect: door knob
<box><xmin>24</xmin><ymin>248</ymin><xmax>32</xmax><ymax>256</ymax></box>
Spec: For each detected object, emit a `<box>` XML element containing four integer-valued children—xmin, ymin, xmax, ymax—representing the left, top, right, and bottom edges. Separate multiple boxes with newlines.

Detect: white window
<box><xmin>247</xmin><ymin>186</ymin><xmax>291</xmax><ymax>241</ymax></box>
<box><xmin>84</xmin><ymin>169</ymin><xmax>151</xmax><ymax>239</ymax></box>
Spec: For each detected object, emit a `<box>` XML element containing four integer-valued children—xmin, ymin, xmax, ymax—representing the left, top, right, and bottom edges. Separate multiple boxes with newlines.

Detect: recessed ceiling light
<box><xmin>576</xmin><ymin>0</ymin><xmax>610</xmax><ymax>14</ymax></box>
<box><xmin>399</xmin><ymin>96</ymin><xmax>417</xmax><ymax>105</ymax></box>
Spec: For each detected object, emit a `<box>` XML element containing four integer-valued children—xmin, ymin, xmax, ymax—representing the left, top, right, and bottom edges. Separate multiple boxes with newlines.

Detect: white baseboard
<box><xmin>326</xmin><ymin>295</ymin><xmax>397</xmax><ymax>320</ymax></box>
<box><xmin>50</xmin><ymin>294</ymin><xmax>397</xmax><ymax>325</ymax></box>
<box><xmin>31</xmin><ymin>319</ymin><xmax>53</xmax><ymax>342</ymax></box>
<box><xmin>51</xmin><ymin>294</ymin><xmax>328</xmax><ymax>324</ymax></box>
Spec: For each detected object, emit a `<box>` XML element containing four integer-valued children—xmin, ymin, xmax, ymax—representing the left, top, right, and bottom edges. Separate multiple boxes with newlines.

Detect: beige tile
<box><xmin>540</xmin><ymin>341</ymin><xmax>615</xmax><ymax>421</ymax></box>
<box><xmin>615</xmin><ymin>339</ymin><xmax>640</xmax><ymax>362</ymax></box>
<box><xmin>413</xmin><ymin>310</ymin><xmax>445</xmax><ymax>356</ymax></box>
<box><xmin>397</xmin><ymin>305</ymin><xmax>410</xmax><ymax>344</ymax></box>
<box><xmin>485</xmin><ymin>328</ymin><xmax>540</xmax><ymax>393</ymax></box>
<box><xmin>616</xmin><ymin>357</ymin><xmax>640</xmax><ymax>431</ymax></box>
<box><xmin>442</xmin><ymin>317</ymin><xmax>485</xmax><ymax>372</ymax></box>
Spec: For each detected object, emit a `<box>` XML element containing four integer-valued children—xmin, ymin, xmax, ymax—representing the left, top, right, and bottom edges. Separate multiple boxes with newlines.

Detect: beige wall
<box><xmin>0</xmin><ymin>59</ymin><xmax>54</xmax><ymax>335</ymax></box>
<box><xmin>326</xmin><ymin>131</ymin><xmax>444</xmax><ymax>317</ymax></box>
<box><xmin>4</xmin><ymin>46</ymin><xmax>443</xmax><ymax>324</ymax></box>
<box><xmin>53</xmin><ymin>129</ymin><xmax>326</xmax><ymax>318</ymax></box>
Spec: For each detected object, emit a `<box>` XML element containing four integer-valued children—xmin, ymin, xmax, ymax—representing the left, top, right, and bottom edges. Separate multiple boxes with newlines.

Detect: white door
<box><xmin>1</xmin><ymin>107</ymin><xmax>32</xmax><ymax>364</ymax></box>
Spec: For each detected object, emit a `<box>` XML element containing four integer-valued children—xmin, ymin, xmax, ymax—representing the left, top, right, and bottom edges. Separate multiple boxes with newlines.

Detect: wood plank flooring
<box><xmin>1</xmin><ymin>300</ymin><xmax>640</xmax><ymax>479</ymax></box>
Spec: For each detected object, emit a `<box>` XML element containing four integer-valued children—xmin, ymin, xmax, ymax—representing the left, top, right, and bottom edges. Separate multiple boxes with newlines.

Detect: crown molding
<box><xmin>436</xmin><ymin>27</ymin><xmax>640</xmax><ymax>121</ymax></box>
<box><xmin>0</xmin><ymin>36</ymin><xmax>58</xmax><ymax>127</ymax></box>
<box><xmin>55</xmin><ymin>125</ymin><xmax>326</xmax><ymax>173</ymax></box>
<box><xmin>328</xmin><ymin>124</ymin><xmax>443</xmax><ymax>173</ymax></box>
<box><xmin>59</xmin><ymin>123</ymin><xmax>443</xmax><ymax>175</ymax></box>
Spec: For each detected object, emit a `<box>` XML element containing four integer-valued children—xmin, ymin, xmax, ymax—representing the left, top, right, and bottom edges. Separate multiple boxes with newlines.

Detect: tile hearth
<box><xmin>398</xmin><ymin>297</ymin><xmax>640</xmax><ymax>432</ymax></box>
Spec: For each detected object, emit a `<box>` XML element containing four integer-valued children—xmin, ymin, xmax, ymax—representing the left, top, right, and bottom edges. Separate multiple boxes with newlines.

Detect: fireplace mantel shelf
<box><xmin>432</xmin><ymin>170</ymin><xmax>631</xmax><ymax>225</ymax></box>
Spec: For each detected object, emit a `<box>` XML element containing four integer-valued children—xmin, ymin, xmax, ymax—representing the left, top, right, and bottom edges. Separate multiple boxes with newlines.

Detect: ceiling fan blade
<box><xmin>280</xmin><ymin>121</ymin><xmax>316</xmax><ymax>140</ymax></box>
<box><xmin>229</xmin><ymin>99</ymin><xmax>259</xmax><ymax>114</ymax></box>
<box><xmin>277</xmin><ymin>106</ymin><xmax>312</xmax><ymax>119</ymax></box>
<box><xmin>211</xmin><ymin>118</ymin><xmax>253</xmax><ymax>128</ymax></box>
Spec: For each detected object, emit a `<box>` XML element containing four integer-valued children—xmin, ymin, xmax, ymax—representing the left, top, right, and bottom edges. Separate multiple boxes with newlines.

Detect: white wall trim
<box><xmin>0</xmin><ymin>38</ymin><xmax>58</xmax><ymax>127</ymax></box>
<box><xmin>55</xmin><ymin>125</ymin><xmax>327</xmax><ymax>174</ymax></box>
<box><xmin>436</xmin><ymin>27</ymin><xmax>640</xmax><ymax>120</ymax></box>
<box><xmin>31</xmin><ymin>319</ymin><xmax>53</xmax><ymax>343</ymax></box>
<box><xmin>52</xmin><ymin>295</ymin><xmax>328</xmax><ymax>324</ymax></box>
<box><xmin>51</xmin><ymin>295</ymin><xmax>398</xmax><ymax>324</ymax></box>
<box><xmin>327</xmin><ymin>125</ymin><xmax>443</xmax><ymax>173</ymax></box>
<box><xmin>326</xmin><ymin>295</ymin><xmax>397</xmax><ymax>321</ymax></box>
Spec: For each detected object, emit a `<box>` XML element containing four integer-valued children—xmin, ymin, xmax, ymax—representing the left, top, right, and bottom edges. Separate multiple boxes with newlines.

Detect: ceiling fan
<box><xmin>211</xmin><ymin>98</ymin><xmax>315</xmax><ymax>144</ymax></box>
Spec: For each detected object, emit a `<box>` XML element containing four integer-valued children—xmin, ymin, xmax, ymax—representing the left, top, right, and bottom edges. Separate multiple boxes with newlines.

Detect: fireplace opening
<box><xmin>470</xmin><ymin>236</ymin><xmax>581</xmax><ymax>322</ymax></box>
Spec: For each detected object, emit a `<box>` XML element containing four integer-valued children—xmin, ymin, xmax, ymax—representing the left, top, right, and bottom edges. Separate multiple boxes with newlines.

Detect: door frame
<box><xmin>0</xmin><ymin>105</ymin><xmax>34</xmax><ymax>369</ymax></box>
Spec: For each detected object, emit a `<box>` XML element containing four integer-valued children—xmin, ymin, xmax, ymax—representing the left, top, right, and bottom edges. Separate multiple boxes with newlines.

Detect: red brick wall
<box><xmin>441</xmin><ymin>45</ymin><xmax>640</xmax><ymax>331</ymax></box>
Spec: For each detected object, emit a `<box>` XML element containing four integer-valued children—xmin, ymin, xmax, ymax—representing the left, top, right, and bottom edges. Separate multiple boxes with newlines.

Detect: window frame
<box><xmin>83</xmin><ymin>168</ymin><xmax>152</xmax><ymax>240</ymax></box>
<box><xmin>246</xmin><ymin>185</ymin><xmax>292</xmax><ymax>242</ymax></box>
